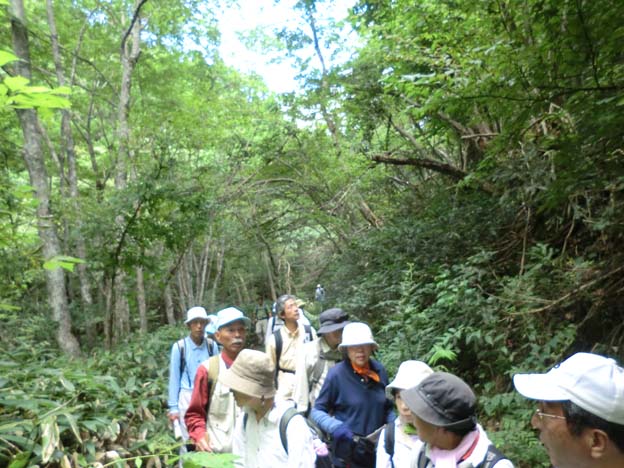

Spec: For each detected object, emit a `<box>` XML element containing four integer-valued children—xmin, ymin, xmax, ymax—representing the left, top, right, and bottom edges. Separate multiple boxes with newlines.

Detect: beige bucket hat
<box><xmin>219</xmin><ymin>349</ymin><xmax>276</xmax><ymax>399</ymax></box>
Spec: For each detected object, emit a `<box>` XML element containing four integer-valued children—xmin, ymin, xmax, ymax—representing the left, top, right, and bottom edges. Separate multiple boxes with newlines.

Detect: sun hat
<box><xmin>295</xmin><ymin>298</ymin><xmax>307</xmax><ymax>308</ymax></box>
<box><xmin>184</xmin><ymin>306</ymin><xmax>210</xmax><ymax>324</ymax></box>
<box><xmin>386</xmin><ymin>360</ymin><xmax>434</xmax><ymax>398</ymax></box>
<box><xmin>215</xmin><ymin>307</ymin><xmax>251</xmax><ymax>330</ymax></box>
<box><xmin>338</xmin><ymin>322</ymin><xmax>378</xmax><ymax>349</ymax></box>
<box><xmin>317</xmin><ymin>308</ymin><xmax>350</xmax><ymax>335</ymax></box>
<box><xmin>513</xmin><ymin>352</ymin><xmax>624</xmax><ymax>425</ymax></box>
<box><xmin>205</xmin><ymin>314</ymin><xmax>218</xmax><ymax>335</ymax></box>
<box><xmin>218</xmin><ymin>349</ymin><xmax>276</xmax><ymax>399</ymax></box>
<box><xmin>402</xmin><ymin>372</ymin><xmax>477</xmax><ymax>431</ymax></box>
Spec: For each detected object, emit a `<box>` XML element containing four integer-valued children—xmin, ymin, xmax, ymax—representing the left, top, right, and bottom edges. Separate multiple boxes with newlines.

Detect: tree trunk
<box><xmin>164</xmin><ymin>283</ymin><xmax>175</xmax><ymax>325</ymax></box>
<box><xmin>9</xmin><ymin>0</ymin><xmax>80</xmax><ymax>357</ymax></box>
<box><xmin>45</xmin><ymin>0</ymin><xmax>94</xmax><ymax>316</ymax></box>
<box><xmin>137</xmin><ymin>266</ymin><xmax>147</xmax><ymax>333</ymax></box>
<box><xmin>209</xmin><ymin>239</ymin><xmax>225</xmax><ymax>309</ymax></box>
<box><xmin>111</xmin><ymin>1</ymin><xmax>142</xmax><ymax>344</ymax></box>
<box><xmin>264</xmin><ymin>250</ymin><xmax>276</xmax><ymax>301</ymax></box>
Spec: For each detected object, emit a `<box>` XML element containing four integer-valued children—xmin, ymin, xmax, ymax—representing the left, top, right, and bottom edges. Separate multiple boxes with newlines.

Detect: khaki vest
<box><xmin>203</xmin><ymin>357</ymin><xmax>239</xmax><ymax>453</ymax></box>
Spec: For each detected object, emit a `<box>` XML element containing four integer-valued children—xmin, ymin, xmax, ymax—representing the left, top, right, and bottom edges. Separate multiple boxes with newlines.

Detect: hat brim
<box><xmin>338</xmin><ymin>339</ymin><xmax>378</xmax><ymax>350</ymax></box>
<box><xmin>318</xmin><ymin>321</ymin><xmax>350</xmax><ymax>335</ymax></box>
<box><xmin>513</xmin><ymin>373</ymin><xmax>572</xmax><ymax>401</ymax></box>
<box><xmin>219</xmin><ymin>367</ymin><xmax>275</xmax><ymax>400</ymax></box>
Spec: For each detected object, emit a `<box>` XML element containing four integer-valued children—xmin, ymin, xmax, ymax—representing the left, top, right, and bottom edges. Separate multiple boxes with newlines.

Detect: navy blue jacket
<box><xmin>311</xmin><ymin>358</ymin><xmax>395</xmax><ymax>437</ymax></box>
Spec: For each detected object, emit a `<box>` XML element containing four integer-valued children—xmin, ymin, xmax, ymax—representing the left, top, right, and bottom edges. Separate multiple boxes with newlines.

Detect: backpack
<box><xmin>200</xmin><ymin>355</ymin><xmax>220</xmax><ymax>414</ymax></box>
<box><xmin>177</xmin><ymin>336</ymin><xmax>217</xmax><ymax>382</ymax></box>
<box><xmin>243</xmin><ymin>407</ymin><xmax>331</xmax><ymax>468</ymax></box>
<box><xmin>273</xmin><ymin>324</ymin><xmax>313</xmax><ymax>388</ymax></box>
<box><xmin>416</xmin><ymin>443</ymin><xmax>508</xmax><ymax>468</ymax></box>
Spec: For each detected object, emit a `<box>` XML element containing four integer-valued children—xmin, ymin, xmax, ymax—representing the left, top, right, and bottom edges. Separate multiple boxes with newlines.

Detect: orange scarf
<box><xmin>351</xmin><ymin>361</ymin><xmax>380</xmax><ymax>383</ymax></box>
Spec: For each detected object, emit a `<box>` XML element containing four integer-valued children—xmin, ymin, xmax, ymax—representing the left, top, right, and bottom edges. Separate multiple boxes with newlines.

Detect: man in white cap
<box><xmin>376</xmin><ymin>360</ymin><xmax>433</xmax><ymax>468</ymax></box>
<box><xmin>222</xmin><ymin>349</ymin><xmax>316</xmax><ymax>468</ymax></box>
<box><xmin>167</xmin><ymin>306</ymin><xmax>219</xmax><ymax>455</ymax></box>
<box><xmin>185</xmin><ymin>307</ymin><xmax>250</xmax><ymax>453</ymax></box>
<box><xmin>513</xmin><ymin>352</ymin><xmax>624</xmax><ymax>468</ymax></box>
<box><xmin>294</xmin><ymin>307</ymin><xmax>350</xmax><ymax>414</ymax></box>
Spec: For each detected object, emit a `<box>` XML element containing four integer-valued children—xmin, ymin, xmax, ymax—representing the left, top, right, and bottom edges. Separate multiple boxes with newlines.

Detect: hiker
<box><xmin>266</xmin><ymin>294</ymin><xmax>317</xmax><ymax>400</ymax></box>
<box><xmin>376</xmin><ymin>360</ymin><xmax>433</xmax><ymax>468</ymax></box>
<box><xmin>265</xmin><ymin>297</ymin><xmax>313</xmax><ymax>345</ymax></box>
<box><xmin>205</xmin><ymin>314</ymin><xmax>218</xmax><ymax>342</ymax></box>
<box><xmin>185</xmin><ymin>307</ymin><xmax>250</xmax><ymax>453</ymax></box>
<box><xmin>311</xmin><ymin>322</ymin><xmax>395</xmax><ymax>468</ymax></box>
<box><xmin>167</xmin><ymin>307</ymin><xmax>220</xmax><ymax>454</ymax></box>
<box><xmin>315</xmin><ymin>284</ymin><xmax>326</xmax><ymax>303</ymax></box>
<box><xmin>222</xmin><ymin>349</ymin><xmax>316</xmax><ymax>468</ymax></box>
<box><xmin>513</xmin><ymin>352</ymin><xmax>624</xmax><ymax>468</ymax></box>
<box><xmin>404</xmin><ymin>372</ymin><xmax>513</xmax><ymax>468</ymax></box>
<box><xmin>294</xmin><ymin>307</ymin><xmax>350</xmax><ymax>414</ymax></box>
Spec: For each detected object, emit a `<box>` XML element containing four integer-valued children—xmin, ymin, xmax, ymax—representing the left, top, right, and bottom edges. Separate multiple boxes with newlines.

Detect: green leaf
<box><xmin>40</xmin><ymin>416</ymin><xmax>60</xmax><ymax>463</ymax></box>
<box><xmin>0</xmin><ymin>50</ymin><xmax>17</xmax><ymax>67</ymax></box>
<box><xmin>43</xmin><ymin>255</ymin><xmax>86</xmax><ymax>272</ymax></box>
<box><xmin>4</xmin><ymin>76</ymin><xmax>29</xmax><ymax>91</ymax></box>
<box><xmin>8</xmin><ymin>451</ymin><xmax>31</xmax><ymax>468</ymax></box>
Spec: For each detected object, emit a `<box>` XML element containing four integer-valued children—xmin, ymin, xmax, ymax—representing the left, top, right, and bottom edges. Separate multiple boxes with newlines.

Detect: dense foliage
<box><xmin>1</xmin><ymin>0</ymin><xmax>623</xmax><ymax>466</ymax></box>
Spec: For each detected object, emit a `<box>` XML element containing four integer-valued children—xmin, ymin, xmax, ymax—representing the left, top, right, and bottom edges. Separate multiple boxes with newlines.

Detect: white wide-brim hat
<box><xmin>184</xmin><ymin>306</ymin><xmax>209</xmax><ymax>324</ymax></box>
<box><xmin>386</xmin><ymin>360</ymin><xmax>434</xmax><ymax>398</ymax></box>
<box><xmin>338</xmin><ymin>322</ymin><xmax>378</xmax><ymax>349</ymax></box>
<box><xmin>513</xmin><ymin>352</ymin><xmax>624</xmax><ymax>425</ymax></box>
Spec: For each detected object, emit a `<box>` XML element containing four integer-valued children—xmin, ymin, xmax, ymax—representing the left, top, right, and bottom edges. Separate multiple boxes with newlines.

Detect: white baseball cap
<box><xmin>386</xmin><ymin>360</ymin><xmax>434</xmax><ymax>398</ymax></box>
<box><xmin>338</xmin><ymin>322</ymin><xmax>378</xmax><ymax>349</ymax></box>
<box><xmin>184</xmin><ymin>306</ymin><xmax>209</xmax><ymax>324</ymax></box>
<box><xmin>215</xmin><ymin>307</ymin><xmax>251</xmax><ymax>330</ymax></box>
<box><xmin>513</xmin><ymin>352</ymin><xmax>624</xmax><ymax>425</ymax></box>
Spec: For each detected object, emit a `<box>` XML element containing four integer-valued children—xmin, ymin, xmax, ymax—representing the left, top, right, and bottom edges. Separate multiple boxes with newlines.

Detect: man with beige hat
<box><xmin>221</xmin><ymin>349</ymin><xmax>316</xmax><ymax>467</ymax></box>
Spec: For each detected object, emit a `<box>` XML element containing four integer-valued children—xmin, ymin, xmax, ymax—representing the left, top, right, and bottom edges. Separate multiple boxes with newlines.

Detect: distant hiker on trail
<box><xmin>405</xmin><ymin>372</ymin><xmax>513</xmax><ymax>468</ymax></box>
<box><xmin>294</xmin><ymin>307</ymin><xmax>350</xmax><ymax>414</ymax></box>
<box><xmin>222</xmin><ymin>349</ymin><xmax>316</xmax><ymax>468</ymax></box>
<box><xmin>376</xmin><ymin>360</ymin><xmax>433</xmax><ymax>468</ymax></box>
<box><xmin>315</xmin><ymin>284</ymin><xmax>326</xmax><ymax>304</ymax></box>
<box><xmin>311</xmin><ymin>322</ymin><xmax>395</xmax><ymax>468</ymax></box>
<box><xmin>167</xmin><ymin>306</ymin><xmax>219</xmax><ymax>457</ymax></box>
<box><xmin>266</xmin><ymin>294</ymin><xmax>317</xmax><ymax>401</ymax></box>
<box><xmin>513</xmin><ymin>352</ymin><xmax>624</xmax><ymax>468</ymax></box>
<box><xmin>185</xmin><ymin>307</ymin><xmax>250</xmax><ymax>453</ymax></box>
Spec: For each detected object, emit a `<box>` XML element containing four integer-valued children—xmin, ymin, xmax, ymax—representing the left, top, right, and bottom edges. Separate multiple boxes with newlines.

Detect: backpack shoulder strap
<box><xmin>206</xmin><ymin>337</ymin><xmax>216</xmax><ymax>357</ymax></box>
<box><xmin>278</xmin><ymin>407</ymin><xmax>300</xmax><ymax>455</ymax></box>
<box><xmin>417</xmin><ymin>446</ymin><xmax>429</xmax><ymax>468</ymax></box>
<box><xmin>274</xmin><ymin>329</ymin><xmax>283</xmax><ymax>389</ymax></box>
<box><xmin>384</xmin><ymin>421</ymin><xmax>395</xmax><ymax>463</ymax></box>
<box><xmin>177</xmin><ymin>338</ymin><xmax>186</xmax><ymax>377</ymax></box>
<box><xmin>303</xmin><ymin>324</ymin><xmax>312</xmax><ymax>342</ymax></box>
<box><xmin>478</xmin><ymin>444</ymin><xmax>507</xmax><ymax>468</ymax></box>
<box><xmin>203</xmin><ymin>355</ymin><xmax>220</xmax><ymax>414</ymax></box>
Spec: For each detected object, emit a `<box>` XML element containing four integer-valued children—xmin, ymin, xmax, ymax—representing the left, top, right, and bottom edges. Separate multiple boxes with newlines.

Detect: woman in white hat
<box><xmin>311</xmin><ymin>322</ymin><xmax>395</xmax><ymax>468</ymax></box>
<box><xmin>221</xmin><ymin>349</ymin><xmax>316</xmax><ymax>468</ymax></box>
<box><xmin>376</xmin><ymin>360</ymin><xmax>433</xmax><ymax>468</ymax></box>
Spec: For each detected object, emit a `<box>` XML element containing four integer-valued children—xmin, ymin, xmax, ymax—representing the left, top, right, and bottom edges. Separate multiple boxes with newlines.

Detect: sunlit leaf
<box><xmin>40</xmin><ymin>416</ymin><xmax>60</xmax><ymax>463</ymax></box>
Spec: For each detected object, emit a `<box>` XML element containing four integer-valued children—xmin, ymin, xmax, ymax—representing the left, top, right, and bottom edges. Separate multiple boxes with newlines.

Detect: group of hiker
<box><xmin>168</xmin><ymin>296</ymin><xmax>624</xmax><ymax>468</ymax></box>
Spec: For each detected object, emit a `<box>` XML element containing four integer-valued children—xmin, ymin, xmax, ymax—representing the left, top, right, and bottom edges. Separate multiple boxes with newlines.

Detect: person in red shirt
<box><xmin>185</xmin><ymin>307</ymin><xmax>250</xmax><ymax>452</ymax></box>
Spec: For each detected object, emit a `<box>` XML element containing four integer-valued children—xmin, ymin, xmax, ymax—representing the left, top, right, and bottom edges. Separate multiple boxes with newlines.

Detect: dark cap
<box><xmin>402</xmin><ymin>372</ymin><xmax>477</xmax><ymax>431</ymax></box>
<box><xmin>317</xmin><ymin>308</ymin><xmax>350</xmax><ymax>335</ymax></box>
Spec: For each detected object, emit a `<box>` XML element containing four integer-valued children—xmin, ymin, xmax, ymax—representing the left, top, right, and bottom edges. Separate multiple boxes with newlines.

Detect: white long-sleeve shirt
<box><xmin>232</xmin><ymin>402</ymin><xmax>316</xmax><ymax>468</ymax></box>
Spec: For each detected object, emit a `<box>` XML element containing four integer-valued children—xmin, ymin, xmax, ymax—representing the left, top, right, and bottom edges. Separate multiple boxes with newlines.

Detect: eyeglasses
<box><xmin>534</xmin><ymin>408</ymin><xmax>566</xmax><ymax>421</ymax></box>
